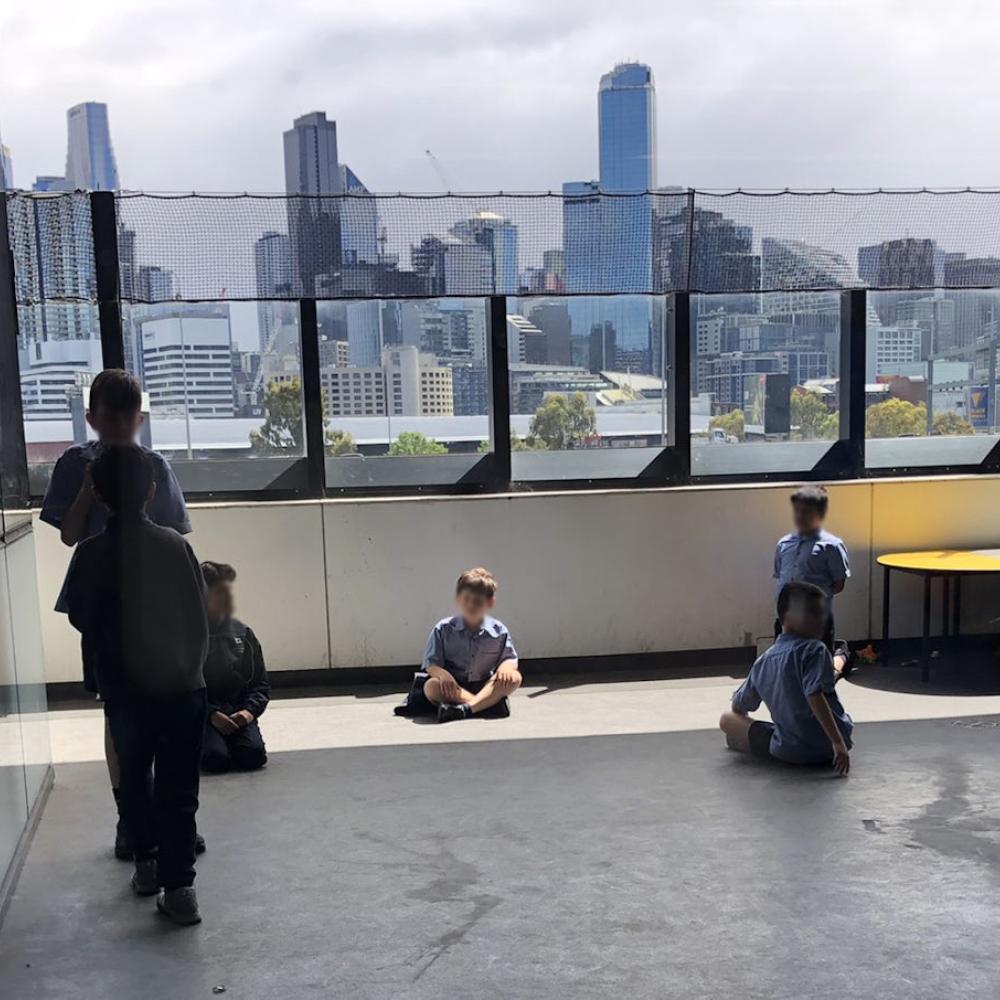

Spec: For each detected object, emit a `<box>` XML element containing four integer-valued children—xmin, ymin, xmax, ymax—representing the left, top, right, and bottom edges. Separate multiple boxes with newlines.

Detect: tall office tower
<box><xmin>1</xmin><ymin>145</ymin><xmax>12</xmax><ymax>189</ymax></box>
<box><xmin>448</xmin><ymin>212</ymin><xmax>519</xmax><ymax>294</ymax></box>
<box><xmin>339</xmin><ymin>164</ymin><xmax>378</xmax><ymax>265</ymax></box>
<box><xmin>65</xmin><ymin>103</ymin><xmax>120</xmax><ymax>190</ymax></box>
<box><xmin>283</xmin><ymin>112</ymin><xmax>343</xmax><ymax>296</ymax></box>
<box><xmin>564</xmin><ymin>63</ymin><xmax>658</xmax><ymax>375</ymax></box>
<box><xmin>254</xmin><ymin>231</ymin><xmax>293</xmax><ymax>351</ymax></box>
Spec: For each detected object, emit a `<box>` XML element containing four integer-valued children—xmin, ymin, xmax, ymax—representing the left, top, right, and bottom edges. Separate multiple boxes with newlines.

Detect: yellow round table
<box><xmin>877</xmin><ymin>549</ymin><xmax>1000</xmax><ymax>681</ymax></box>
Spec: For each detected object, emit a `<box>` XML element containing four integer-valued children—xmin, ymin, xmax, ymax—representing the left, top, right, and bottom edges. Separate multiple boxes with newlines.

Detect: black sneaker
<box><xmin>437</xmin><ymin>703</ymin><xmax>470</xmax><ymax>723</ymax></box>
<box><xmin>480</xmin><ymin>697</ymin><xmax>511</xmax><ymax>719</ymax></box>
<box><xmin>195</xmin><ymin>834</ymin><xmax>206</xmax><ymax>855</ymax></box>
<box><xmin>156</xmin><ymin>887</ymin><xmax>202</xmax><ymax>926</ymax></box>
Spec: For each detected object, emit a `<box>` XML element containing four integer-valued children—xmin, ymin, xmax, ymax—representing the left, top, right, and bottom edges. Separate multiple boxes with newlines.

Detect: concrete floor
<box><xmin>2</xmin><ymin>685</ymin><xmax>1000</xmax><ymax>999</ymax></box>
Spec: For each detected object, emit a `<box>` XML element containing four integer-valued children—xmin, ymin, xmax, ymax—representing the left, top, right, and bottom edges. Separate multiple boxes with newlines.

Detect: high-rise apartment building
<box><xmin>1</xmin><ymin>145</ymin><xmax>12</xmax><ymax>189</ymax></box>
<box><xmin>65</xmin><ymin>102</ymin><xmax>120</xmax><ymax>190</ymax></box>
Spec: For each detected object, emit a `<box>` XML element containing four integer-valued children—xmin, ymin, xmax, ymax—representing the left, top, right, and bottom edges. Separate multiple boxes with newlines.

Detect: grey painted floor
<box><xmin>2</xmin><ymin>718</ymin><xmax>1000</xmax><ymax>999</ymax></box>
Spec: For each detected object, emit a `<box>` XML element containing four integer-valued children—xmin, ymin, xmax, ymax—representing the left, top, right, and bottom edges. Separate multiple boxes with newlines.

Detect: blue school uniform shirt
<box><xmin>41</xmin><ymin>441</ymin><xmax>191</xmax><ymax>615</ymax></box>
<box><xmin>732</xmin><ymin>633</ymin><xmax>853</xmax><ymax>763</ymax></box>
<box><xmin>421</xmin><ymin>615</ymin><xmax>518</xmax><ymax>686</ymax></box>
<box><xmin>773</xmin><ymin>528</ymin><xmax>850</xmax><ymax>599</ymax></box>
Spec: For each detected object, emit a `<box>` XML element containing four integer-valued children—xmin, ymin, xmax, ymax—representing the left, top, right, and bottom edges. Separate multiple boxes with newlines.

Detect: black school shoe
<box><xmin>437</xmin><ymin>703</ymin><xmax>471</xmax><ymax>723</ymax></box>
<box><xmin>480</xmin><ymin>697</ymin><xmax>511</xmax><ymax>719</ymax></box>
<box><xmin>115</xmin><ymin>830</ymin><xmax>207</xmax><ymax>862</ymax></box>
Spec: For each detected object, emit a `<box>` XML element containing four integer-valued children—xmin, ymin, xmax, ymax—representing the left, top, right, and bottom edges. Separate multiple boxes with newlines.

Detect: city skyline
<box><xmin>3</xmin><ymin>0</ymin><xmax>999</xmax><ymax>195</ymax></box>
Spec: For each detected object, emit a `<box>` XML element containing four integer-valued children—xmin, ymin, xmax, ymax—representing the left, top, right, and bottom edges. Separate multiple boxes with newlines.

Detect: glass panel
<box><xmin>509</xmin><ymin>295</ymin><xmax>668</xmax><ymax>482</ymax></box>
<box><xmin>865</xmin><ymin>289</ymin><xmax>1000</xmax><ymax>468</ymax></box>
<box><xmin>18</xmin><ymin>303</ymin><xmax>103</xmax><ymax>497</ymax></box>
<box><xmin>690</xmin><ymin>292</ymin><xmax>842</xmax><ymax>477</ymax></box>
<box><xmin>121</xmin><ymin>301</ymin><xmax>305</xmax><ymax>491</ymax></box>
<box><xmin>320</xmin><ymin>299</ymin><xmax>491</xmax><ymax>490</ymax></box>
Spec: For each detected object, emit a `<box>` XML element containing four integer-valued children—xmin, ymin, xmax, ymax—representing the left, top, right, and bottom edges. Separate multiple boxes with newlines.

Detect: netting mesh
<box><xmin>8</xmin><ymin>189</ymin><xmax>1000</xmax><ymax>304</ymax></box>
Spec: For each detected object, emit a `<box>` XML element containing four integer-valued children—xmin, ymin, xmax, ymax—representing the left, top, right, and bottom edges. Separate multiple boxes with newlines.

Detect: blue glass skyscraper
<box><xmin>563</xmin><ymin>63</ymin><xmax>658</xmax><ymax>373</ymax></box>
<box><xmin>65</xmin><ymin>102</ymin><xmax>120</xmax><ymax>190</ymax></box>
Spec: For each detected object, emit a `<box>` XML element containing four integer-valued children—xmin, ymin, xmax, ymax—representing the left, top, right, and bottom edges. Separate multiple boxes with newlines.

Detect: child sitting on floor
<box><xmin>397</xmin><ymin>568</ymin><xmax>521</xmax><ymax>723</ymax></box>
<box><xmin>199</xmin><ymin>561</ymin><xmax>270</xmax><ymax>773</ymax></box>
<box><xmin>720</xmin><ymin>581</ymin><xmax>853</xmax><ymax>775</ymax></box>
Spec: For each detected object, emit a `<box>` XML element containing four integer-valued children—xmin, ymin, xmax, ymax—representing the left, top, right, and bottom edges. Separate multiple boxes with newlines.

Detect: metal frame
<box><xmin>6</xmin><ymin>192</ymin><xmax>1000</xmax><ymax>505</ymax></box>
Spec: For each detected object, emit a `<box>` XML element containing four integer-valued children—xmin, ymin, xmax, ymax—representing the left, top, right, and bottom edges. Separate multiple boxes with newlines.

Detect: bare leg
<box><xmin>105</xmin><ymin>714</ymin><xmax>121</xmax><ymax>788</ymax></box>
<box><xmin>719</xmin><ymin>711</ymin><xmax>754</xmax><ymax>753</ymax></box>
<box><xmin>467</xmin><ymin>672</ymin><xmax>522</xmax><ymax>715</ymax></box>
<box><xmin>833</xmin><ymin>653</ymin><xmax>847</xmax><ymax>680</ymax></box>
<box><xmin>423</xmin><ymin>677</ymin><xmax>475</xmax><ymax>706</ymax></box>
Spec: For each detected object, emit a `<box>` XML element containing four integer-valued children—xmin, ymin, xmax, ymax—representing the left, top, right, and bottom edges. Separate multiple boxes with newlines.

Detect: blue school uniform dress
<box><xmin>395</xmin><ymin>615</ymin><xmax>518</xmax><ymax>716</ymax></box>
<box><xmin>40</xmin><ymin>441</ymin><xmax>191</xmax><ymax>693</ymax></box>
<box><xmin>732</xmin><ymin>633</ymin><xmax>853</xmax><ymax>764</ymax></box>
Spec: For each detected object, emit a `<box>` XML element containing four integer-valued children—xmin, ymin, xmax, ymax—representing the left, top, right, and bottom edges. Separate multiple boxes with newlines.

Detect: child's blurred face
<box><xmin>87</xmin><ymin>405</ymin><xmax>144</xmax><ymax>446</ymax></box>
<box><xmin>792</xmin><ymin>501</ymin><xmax>824</xmax><ymax>535</ymax></box>
<box><xmin>456</xmin><ymin>588</ymin><xmax>493</xmax><ymax>628</ymax></box>
<box><xmin>206</xmin><ymin>581</ymin><xmax>234</xmax><ymax>624</ymax></box>
<box><xmin>784</xmin><ymin>596</ymin><xmax>827</xmax><ymax>640</ymax></box>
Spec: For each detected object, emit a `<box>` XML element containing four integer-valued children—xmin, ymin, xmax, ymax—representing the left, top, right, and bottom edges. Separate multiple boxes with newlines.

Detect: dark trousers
<box><xmin>201</xmin><ymin>714</ymin><xmax>267</xmax><ymax>773</ymax></box>
<box><xmin>105</xmin><ymin>690</ymin><xmax>207</xmax><ymax>890</ymax></box>
<box><xmin>774</xmin><ymin>614</ymin><xmax>836</xmax><ymax>653</ymax></box>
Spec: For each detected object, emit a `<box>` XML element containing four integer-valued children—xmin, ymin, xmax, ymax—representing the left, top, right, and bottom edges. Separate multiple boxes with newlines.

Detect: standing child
<box><xmin>773</xmin><ymin>485</ymin><xmax>850</xmax><ymax>656</ymax></box>
<box><xmin>65</xmin><ymin>445</ymin><xmax>210</xmax><ymax>924</ymax></box>
<box><xmin>403</xmin><ymin>568</ymin><xmax>521</xmax><ymax>723</ymax></box>
<box><xmin>199</xmin><ymin>561</ymin><xmax>270</xmax><ymax>774</ymax></box>
<box><xmin>39</xmin><ymin>369</ymin><xmax>200</xmax><ymax>860</ymax></box>
<box><xmin>720</xmin><ymin>581</ymin><xmax>853</xmax><ymax>774</ymax></box>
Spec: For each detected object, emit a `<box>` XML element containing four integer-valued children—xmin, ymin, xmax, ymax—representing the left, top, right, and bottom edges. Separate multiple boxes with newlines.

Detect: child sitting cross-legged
<box><xmin>401</xmin><ymin>568</ymin><xmax>521</xmax><ymax>723</ymax></box>
<box><xmin>719</xmin><ymin>581</ymin><xmax>854</xmax><ymax>776</ymax></box>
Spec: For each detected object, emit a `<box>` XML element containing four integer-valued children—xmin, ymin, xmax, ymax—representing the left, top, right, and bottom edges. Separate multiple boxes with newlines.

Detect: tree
<box><xmin>932</xmin><ymin>410</ymin><xmax>975</xmax><ymax>436</ymax></box>
<box><xmin>250</xmin><ymin>376</ymin><xmax>357</xmax><ymax>457</ymax></box>
<box><xmin>529</xmin><ymin>392</ymin><xmax>597</xmax><ymax>450</ymax></box>
<box><xmin>477</xmin><ymin>431</ymin><xmax>548</xmax><ymax>453</ymax></box>
<box><xmin>326</xmin><ymin>428</ymin><xmax>357</xmax><ymax>456</ymax></box>
<box><xmin>791</xmin><ymin>389</ymin><xmax>839</xmax><ymax>441</ymax></box>
<box><xmin>249</xmin><ymin>378</ymin><xmax>305</xmax><ymax>454</ymax></box>
<box><xmin>865</xmin><ymin>398</ymin><xmax>927</xmax><ymax>438</ymax></box>
<box><xmin>709</xmin><ymin>409</ymin><xmax>744</xmax><ymax>442</ymax></box>
<box><xmin>388</xmin><ymin>431</ymin><xmax>448</xmax><ymax>456</ymax></box>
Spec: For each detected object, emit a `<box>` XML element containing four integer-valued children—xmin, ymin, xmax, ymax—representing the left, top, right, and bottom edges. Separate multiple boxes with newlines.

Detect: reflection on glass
<box><xmin>318</xmin><ymin>299</ymin><xmax>491</xmax><ymax>467</ymax></box>
<box><xmin>865</xmin><ymin>289</ymin><xmax>1000</xmax><ymax>467</ymax></box>
<box><xmin>690</xmin><ymin>292</ymin><xmax>842</xmax><ymax>476</ymax></box>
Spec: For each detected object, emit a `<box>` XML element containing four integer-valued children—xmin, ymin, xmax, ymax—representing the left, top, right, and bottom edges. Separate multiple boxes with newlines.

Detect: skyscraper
<box><xmin>0</xmin><ymin>145</ymin><xmax>12</xmax><ymax>189</ymax></box>
<box><xmin>283</xmin><ymin>112</ymin><xmax>343</xmax><ymax>297</ymax></box>
<box><xmin>65</xmin><ymin>102</ymin><xmax>120</xmax><ymax>190</ymax></box>
<box><xmin>563</xmin><ymin>64</ymin><xmax>659</xmax><ymax>374</ymax></box>
<box><xmin>255</xmin><ymin>231</ymin><xmax>293</xmax><ymax>351</ymax></box>
<box><xmin>598</xmin><ymin>62</ymin><xmax>657</xmax><ymax>193</ymax></box>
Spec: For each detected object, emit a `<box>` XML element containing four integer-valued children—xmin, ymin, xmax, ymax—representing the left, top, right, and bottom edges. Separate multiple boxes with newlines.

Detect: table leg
<box><xmin>954</xmin><ymin>575</ymin><xmax>962</xmax><ymax>636</ymax></box>
<box><xmin>921</xmin><ymin>573</ymin><xmax>932</xmax><ymax>683</ymax></box>
<box><xmin>881</xmin><ymin>565</ymin><xmax>891</xmax><ymax>664</ymax></box>
<box><xmin>942</xmin><ymin>577</ymin><xmax>951</xmax><ymax>638</ymax></box>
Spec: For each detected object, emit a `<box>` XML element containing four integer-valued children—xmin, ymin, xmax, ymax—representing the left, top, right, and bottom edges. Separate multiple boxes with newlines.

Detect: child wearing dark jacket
<box><xmin>199</xmin><ymin>561</ymin><xmax>270</xmax><ymax>774</ymax></box>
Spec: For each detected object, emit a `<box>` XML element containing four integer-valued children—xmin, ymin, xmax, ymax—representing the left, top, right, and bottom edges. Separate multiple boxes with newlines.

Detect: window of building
<box><xmin>318</xmin><ymin>298</ymin><xmax>493</xmax><ymax>490</ymax></box>
<box><xmin>690</xmin><ymin>292</ymin><xmax>845</xmax><ymax>477</ymax></box>
<box><xmin>507</xmin><ymin>296</ymin><xmax>670</xmax><ymax>482</ymax></box>
<box><xmin>865</xmin><ymin>290</ymin><xmax>1000</xmax><ymax>469</ymax></box>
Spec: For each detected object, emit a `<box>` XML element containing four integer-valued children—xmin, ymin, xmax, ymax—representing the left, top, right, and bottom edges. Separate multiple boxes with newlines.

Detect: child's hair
<box><xmin>90</xmin><ymin>444</ymin><xmax>153</xmax><ymax>515</ymax></box>
<box><xmin>89</xmin><ymin>369</ymin><xmax>142</xmax><ymax>416</ymax></box>
<box><xmin>456</xmin><ymin>567</ymin><xmax>497</xmax><ymax>599</ymax></box>
<box><xmin>790</xmin><ymin>484</ymin><xmax>829</xmax><ymax>516</ymax></box>
<box><xmin>777</xmin><ymin>580</ymin><xmax>827</xmax><ymax>621</ymax></box>
<box><xmin>201</xmin><ymin>561</ymin><xmax>237</xmax><ymax>587</ymax></box>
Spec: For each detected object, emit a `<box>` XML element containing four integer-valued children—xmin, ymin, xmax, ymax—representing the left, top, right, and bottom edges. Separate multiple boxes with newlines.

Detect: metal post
<box><xmin>298</xmin><ymin>299</ymin><xmax>326</xmax><ymax>496</ymax></box>
<box><xmin>0</xmin><ymin>193</ymin><xmax>30</xmax><ymax>508</ymax></box>
<box><xmin>921</xmin><ymin>573</ymin><xmax>932</xmax><ymax>683</ymax></box>
<box><xmin>838</xmin><ymin>288</ymin><xmax>866</xmax><ymax>477</ymax></box>
<box><xmin>487</xmin><ymin>295</ymin><xmax>511</xmax><ymax>491</ymax></box>
<box><xmin>90</xmin><ymin>191</ymin><xmax>125</xmax><ymax>369</ymax></box>
<box><xmin>669</xmin><ymin>291</ymin><xmax>691</xmax><ymax>481</ymax></box>
<box><xmin>881</xmin><ymin>564</ymin><xmax>891</xmax><ymax>665</ymax></box>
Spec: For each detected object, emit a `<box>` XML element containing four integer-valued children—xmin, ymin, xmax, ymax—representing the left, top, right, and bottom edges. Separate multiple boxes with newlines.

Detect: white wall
<box><xmin>31</xmin><ymin>475</ymin><xmax>1000</xmax><ymax>683</ymax></box>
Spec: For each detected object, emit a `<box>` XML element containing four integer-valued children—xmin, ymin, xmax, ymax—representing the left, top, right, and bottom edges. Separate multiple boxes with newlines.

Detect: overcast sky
<box><xmin>2</xmin><ymin>0</ymin><xmax>999</xmax><ymax>194</ymax></box>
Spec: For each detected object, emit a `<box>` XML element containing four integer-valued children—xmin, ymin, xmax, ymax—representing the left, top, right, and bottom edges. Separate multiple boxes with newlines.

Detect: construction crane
<box><xmin>424</xmin><ymin>149</ymin><xmax>456</xmax><ymax>191</ymax></box>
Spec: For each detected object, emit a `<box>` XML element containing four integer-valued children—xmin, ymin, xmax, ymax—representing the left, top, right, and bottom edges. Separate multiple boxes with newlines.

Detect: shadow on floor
<box><xmin>846</xmin><ymin>649</ymin><xmax>1000</xmax><ymax>697</ymax></box>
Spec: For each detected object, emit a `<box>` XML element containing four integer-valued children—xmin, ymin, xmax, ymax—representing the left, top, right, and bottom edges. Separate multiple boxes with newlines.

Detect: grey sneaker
<box><xmin>156</xmin><ymin>887</ymin><xmax>202</xmax><ymax>926</ymax></box>
<box><xmin>130</xmin><ymin>859</ymin><xmax>159</xmax><ymax>897</ymax></box>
